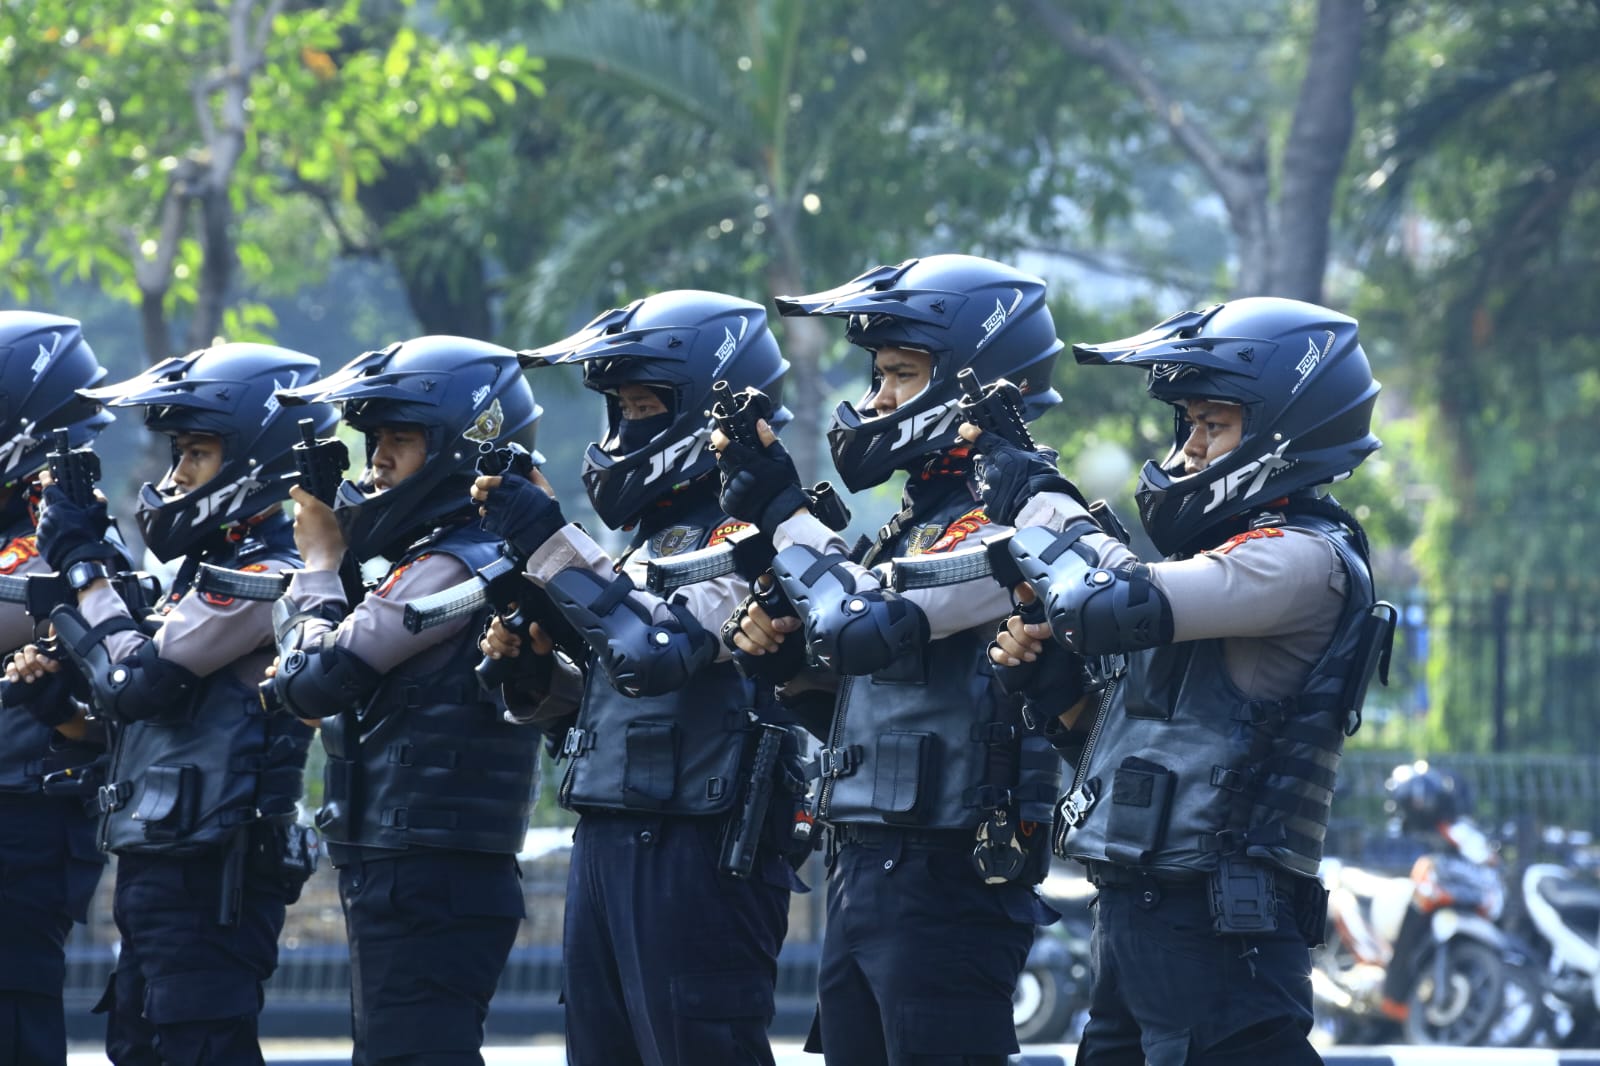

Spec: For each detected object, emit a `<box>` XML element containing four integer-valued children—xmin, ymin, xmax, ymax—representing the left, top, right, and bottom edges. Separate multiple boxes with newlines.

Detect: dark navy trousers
<box><xmin>562</xmin><ymin>811</ymin><xmax>793</xmax><ymax>1066</ymax></box>
<box><xmin>0</xmin><ymin>793</ymin><xmax>106</xmax><ymax>1066</ymax></box>
<box><xmin>337</xmin><ymin>849</ymin><xmax>525</xmax><ymax>1066</ymax></box>
<box><xmin>809</xmin><ymin>832</ymin><xmax>1048</xmax><ymax>1066</ymax></box>
<box><xmin>99</xmin><ymin>850</ymin><xmax>289</xmax><ymax>1066</ymax></box>
<box><xmin>1075</xmin><ymin>874</ymin><xmax>1322</xmax><ymax>1065</ymax></box>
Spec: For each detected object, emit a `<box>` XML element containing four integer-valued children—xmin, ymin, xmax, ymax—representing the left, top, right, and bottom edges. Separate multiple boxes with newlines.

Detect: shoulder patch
<box><xmin>707</xmin><ymin>521</ymin><xmax>750</xmax><ymax>547</ymax></box>
<box><xmin>377</xmin><ymin>553</ymin><xmax>432</xmax><ymax>598</ymax></box>
<box><xmin>0</xmin><ymin>534</ymin><xmax>38</xmax><ymax>574</ymax></box>
<box><xmin>650</xmin><ymin>525</ymin><xmax>704</xmax><ymax>558</ymax></box>
<box><xmin>1212</xmin><ymin>527</ymin><xmax>1286</xmax><ymax>555</ymax></box>
<box><xmin>923</xmin><ymin>507</ymin><xmax>991</xmax><ymax>555</ymax></box>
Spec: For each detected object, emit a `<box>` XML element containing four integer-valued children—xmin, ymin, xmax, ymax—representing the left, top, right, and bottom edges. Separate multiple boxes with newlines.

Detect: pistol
<box><xmin>291</xmin><ymin>419</ymin><xmax>364</xmax><ymax>606</ymax></box>
<box><xmin>45</xmin><ymin>428</ymin><xmax>102</xmax><ymax>507</ymax></box>
<box><xmin>956</xmin><ymin>368</ymin><xmax>1035</xmax><ymax>450</ymax></box>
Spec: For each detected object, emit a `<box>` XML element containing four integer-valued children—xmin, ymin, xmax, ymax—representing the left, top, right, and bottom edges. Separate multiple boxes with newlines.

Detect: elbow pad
<box><xmin>771</xmin><ymin>545</ymin><xmax>929</xmax><ymax>677</ymax></box>
<box><xmin>270</xmin><ymin>631</ymin><xmax>382</xmax><ymax>720</ymax></box>
<box><xmin>1008</xmin><ymin>525</ymin><xmax>1173</xmax><ymax>655</ymax></box>
<box><xmin>545</xmin><ymin>568</ymin><xmax>715</xmax><ymax>698</ymax></box>
<box><xmin>49</xmin><ymin>605</ymin><xmax>201</xmax><ymax>724</ymax></box>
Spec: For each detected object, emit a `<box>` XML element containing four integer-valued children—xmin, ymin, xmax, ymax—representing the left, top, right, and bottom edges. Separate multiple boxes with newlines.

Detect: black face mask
<box><xmin>612</xmin><ymin>410</ymin><xmax>673</xmax><ymax>456</ymax></box>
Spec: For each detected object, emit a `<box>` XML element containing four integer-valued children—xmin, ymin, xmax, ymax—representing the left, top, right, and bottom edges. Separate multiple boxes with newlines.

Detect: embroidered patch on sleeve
<box><xmin>0</xmin><ymin>535</ymin><xmax>38</xmax><ymax>574</ymax></box>
<box><xmin>376</xmin><ymin>553</ymin><xmax>432</xmax><ymax>598</ymax></box>
<box><xmin>1212</xmin><ymin>527</ymin><xmax>1286</xmax><ymax>555</ymax></box>
<box><xmin>707</xmin><ymin>521</ymin><xmax>751</xmax><ymax>547</ymax></box>
<box><xmin>923</xmin><ymin>507</ymin><xmax>991</xmax><ymax>555</ymax></box>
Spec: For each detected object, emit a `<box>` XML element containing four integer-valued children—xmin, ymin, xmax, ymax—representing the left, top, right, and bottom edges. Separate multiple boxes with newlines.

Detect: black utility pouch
<box><xmin>1292</xmin><ymin>875</ymin><xmax>1330</xmax><ymax>948</ymax></box>
<box><xmin>622</xmin><ymin>720</ymin><xmax>679</xmax><ymax>808</ymax></box>
<box><xmin>1103</xmin><ymin>756</ymin><xmax>1175</xmax><ymax>864</ymax></box>
<box><xmin>871</xmin><ymin>730</ymin><xmax>932</xmax><ymax>823</ymax></box>
<box><xmin>1208</xmin><ymin>854</ymin><xmax>1278</xmax><ymax>935</ymax></box>
<box><xmin>132</xmin><ymin>763</ymin><xmax>198</xmax><ymax>840</ymax></box>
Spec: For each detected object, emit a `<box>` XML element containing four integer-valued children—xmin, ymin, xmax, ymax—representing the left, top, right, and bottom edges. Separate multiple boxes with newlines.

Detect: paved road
<box><xmin>61</xmin><ymin>1041</ymin><xmax>1600</xmax><ymax>1064</ymax></box>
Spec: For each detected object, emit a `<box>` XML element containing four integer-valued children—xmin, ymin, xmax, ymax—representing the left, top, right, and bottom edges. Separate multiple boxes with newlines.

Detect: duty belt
<box><xmin>1080</xmin><ymin>861</ymin><xmax>1203</xmax><ymax>888</ymax></box>
<box><xmin>832</xmin><ymin>823</ymin><xmax>972</xmax><ymax>850</ymax></box>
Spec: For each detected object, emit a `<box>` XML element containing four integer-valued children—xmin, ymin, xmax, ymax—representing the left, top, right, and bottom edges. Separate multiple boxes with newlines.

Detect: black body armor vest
<box><xmin>319</xmin><ymin>523</ymin><xmax>539</xmax><ymax>861</ymax></box>
<box><xmin>556</xmin><ymin>494</ymin><xmax>759</xmax><ymax>817</ymax></box>
<box><xmin>815</xmin><ymin>474</ymin><xmax>1060</xmax><ymax>831</ymax></box>
<box><xmin>1060</xmin><ymin>510</ymin><xmax>1382</xmax><ymax>878</ymax></box>
<box><xmin>100</xmin><ymin>515</ymin><xmax>315</xmax><ymax>854</ymax></box>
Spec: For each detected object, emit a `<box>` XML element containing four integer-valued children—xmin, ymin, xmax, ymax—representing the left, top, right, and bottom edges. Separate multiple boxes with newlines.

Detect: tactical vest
<box><xmin>319</xmin><ymin>524</ymin><xmax>539</xmax><ymax>859</ymax></box>
<box><xmin>0</xmin><ymin>521</ymin><xmax>126</xmax><ymax>795</ymax></box>
<box><xmin>1060</xmin><ymin>512</ymin><xmax>1381</xmax><ymax>879</ymax></box>
<box><xmin>815</xmin><ymin>477</ymin><xmax>1060</xmax><ymax>831</ymax></box>
<box><xmin>101</xmin><ymin>518</ymin><xmax>315</xmax><ymax>854</ymax></box>
<box><xmin>557</xmin><ymin>496</ymin><xmax>758</xmax><ymax>817</ymax></box>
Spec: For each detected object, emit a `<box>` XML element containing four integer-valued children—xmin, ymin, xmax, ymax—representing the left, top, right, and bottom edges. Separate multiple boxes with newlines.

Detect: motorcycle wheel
<box><xmin>1487</xmin><ymin>962</ymin><xmax>1547</xmax><ymax>1047</ymax></box>
<box><xmin>1404</xmin><ymin>939</ymin><xmax>1507</xmax><ymax>1046</ymax></box>
<box><xmin>1014</xmin><ymin>962</ymin><xmax>1076</xmax><ymax>1044</ymax></box>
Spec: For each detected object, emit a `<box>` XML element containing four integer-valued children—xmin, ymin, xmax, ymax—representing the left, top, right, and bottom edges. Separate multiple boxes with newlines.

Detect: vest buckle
<box><xmin>97</xmin><ymin>781</ymin><xmax>131</xmax><ymax>813</ymax></box>
<box><xmin>818</xmin><ymin>746</ymin><xmax>859</xmax><ymax>779</ymax></box>
<box><xmin>561</xmin><ymin>728</ymin><xmax>592</xmax><ymax>758</ymax></box>
<box><xmin>1059</xmin><ymin>782</ymin><xmax>1098</xmax><ymax>829</ymax></box>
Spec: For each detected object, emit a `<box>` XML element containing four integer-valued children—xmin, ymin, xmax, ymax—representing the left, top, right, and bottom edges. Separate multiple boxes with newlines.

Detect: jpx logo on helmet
<box><xmin>643</xmin><ymin>433</ymin><xmax>707</xmax><ymax>485</ymax></box>
<box><xmin>1202</xmin><ymin>438</ymin><xmax>1295</xmax><ymax>514</ymax></box>
<box><xmin>891</xmin><ymin>399</ymin><xmax>962</xmax><ymax>450</ymax></box>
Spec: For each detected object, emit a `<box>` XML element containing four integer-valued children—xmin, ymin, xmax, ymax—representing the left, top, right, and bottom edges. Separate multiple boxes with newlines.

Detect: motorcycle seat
<box><xmin>1537</xmin><ymin>876</ymin><xmax>1600</xmax><ymax>933</ymax></box>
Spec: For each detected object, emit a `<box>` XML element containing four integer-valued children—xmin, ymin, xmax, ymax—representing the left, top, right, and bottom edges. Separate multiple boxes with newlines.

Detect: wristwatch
<box><xmin>66</xmin><ymin>559</ymin><xmax>111</xmax><ymax>591</ymax></box>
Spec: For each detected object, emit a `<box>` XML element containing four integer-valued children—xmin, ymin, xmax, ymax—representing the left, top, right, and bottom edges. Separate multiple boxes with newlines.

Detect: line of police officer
<box><xmin>0</xmin><ymin>254</ymin><xmax>1387</xmax><ymax>1066</ymax></box>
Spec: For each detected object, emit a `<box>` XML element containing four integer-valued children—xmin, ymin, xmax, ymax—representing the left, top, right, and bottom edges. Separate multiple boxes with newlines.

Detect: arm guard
<box><xmin>545</xmin><ymin>568</ymin><xmax>715</xmax><ymax>698</ymax></box>
<box><xmin>48</xmin><ymin>605</ymin><xmax>201</xmax><ymax>724</ymax></box>
<box><xmin>770</xmin><ymin>545</ymin><xmax>929</xmax><ymax>677</ymax></box>
<box><xmin>271</xmin><ymin>631</ymin><xmax>382</xmax><ymax>720</ymax></box>
<box><xmin>1008</xmin><ymin>525</ymin><xmax>1174</xmax><ymax>655</ymax></box>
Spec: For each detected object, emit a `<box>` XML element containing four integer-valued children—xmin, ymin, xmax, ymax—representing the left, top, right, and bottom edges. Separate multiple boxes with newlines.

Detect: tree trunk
<box><xmin>766</xmin><ymin>212</ymin><xmax>827</xmax><ymax>485</ymax></box>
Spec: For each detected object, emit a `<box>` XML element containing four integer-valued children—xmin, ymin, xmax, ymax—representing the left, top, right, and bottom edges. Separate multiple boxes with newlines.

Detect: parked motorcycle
<box><xmin>1519</xmin><ymin>861</ymin><xmax>1600</xmax><ymax>1046</ymax></box>
<box><xmin>1014</xmin><ymin>873</ymin><xmax>1094</xmax><ymax>1044</ymax></box>
<box><xmin>1313</xmin><ymin>763</ymin><xmax>1543</xmax><ymax>1047</ymax></box>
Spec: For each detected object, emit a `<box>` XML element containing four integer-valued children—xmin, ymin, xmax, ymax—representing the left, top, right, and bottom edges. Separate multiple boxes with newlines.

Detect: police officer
<box><xmin>0</xmin><ymin>312</ymin><xmax>118</xmax><ymax>1065</ymax></box>
<box><xmin>718</xmin><ymin>255</ymin><xmax>1068</xmax><ymax>1065</ymax></box>
<box><xmin>471</xmin><ymin>290</ymin><xmax>803</xmax><ymax>1066</ymax></box>
<box><xmin>979</xmin><ymin>297</ymin><xmax>1390</xmax><ymax>1064</ymax></box>
<box><xmin>266</xmin><ymin>336</ymin><xmax>545</xmax><ymax>1066</ymax></box>
<box><xmin>5</xmin><ymin>342</ymin><xmax>335</xmax><ymax>1065</ymax></box>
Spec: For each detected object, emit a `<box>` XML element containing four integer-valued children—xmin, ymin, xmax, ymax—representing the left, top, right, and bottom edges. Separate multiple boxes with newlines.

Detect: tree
<box><xmin>1024</xmin><ymin>0</ymin><xmax>1368</xmax><ymax>303</ymax></box>
<box><xmin>0</xmin><ymin>1</ymin><xmax>542</xmax><ymax>364</ymax></box>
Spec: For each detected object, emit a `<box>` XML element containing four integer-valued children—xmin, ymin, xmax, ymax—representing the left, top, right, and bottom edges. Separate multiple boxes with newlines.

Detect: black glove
<box><xmin>480</xmin><ymin>474</ymin><xmax>566</xmax><ymax>558</ymax></box>
<box><xmin>970</xmin><ymin>432</ymin><xmax>1086</xmax><ymax>527</ymax></box>
<box><xmin>1</xmin><ymin>652</ymin><xmax>77</xmax><ymax>730</ymax></box>
<box><xmin>717</xmin><ymin>437</ymin><xmax>810</xmax><ymax>533</ymax></box>
<box><xmin>36</xmin><ymin>485</ymin><xmax>117</xmax><ymax>572</ymax></box>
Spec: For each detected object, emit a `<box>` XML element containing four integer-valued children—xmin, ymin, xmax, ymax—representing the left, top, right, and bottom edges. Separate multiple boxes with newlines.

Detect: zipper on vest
<box><xmin>815</xmin><ymin>674</ymin><xmax>856</xmax><ymax>819</ymax></box>
<box><xmin>1059</xmin><ymin>674</ymin><xmax>1120</xmax><ymax>829</ymax></box>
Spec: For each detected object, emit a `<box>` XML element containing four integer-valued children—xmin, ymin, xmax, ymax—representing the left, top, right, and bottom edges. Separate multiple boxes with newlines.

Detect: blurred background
<box><xmin>4</xmin><ymin>0</ymin><xmax>1600</xmax><ymax>1050</ymax></box>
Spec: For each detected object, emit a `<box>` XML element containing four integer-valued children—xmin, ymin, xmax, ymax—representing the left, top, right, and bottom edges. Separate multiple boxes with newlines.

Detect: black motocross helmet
<box><xmin>279</xmin><ymin>336</ymin><xmax>540</xmax><ymax>561</ymax></box>
<box><xmin>520</xmin><ymin>290</ymin><xmax>789</xmax><ymax>529</ymax></box>
<box><xmin>0</xmin><ymin>311</ymin><xmax>114</xmax><ymax>487</ymax></box>
<box><xmin>1385</xmin><ymin>763</ymin><xmax>1470</xmax><ymax>836</ymax></box>
<box><xmin>1075</xmin><ymin>296</ymin><xmax>1381</xmax><ymax>557</ymax></box>
<box><xmin>776</xmin><ymin>254</ymin><xmax>1063</xmax><ymax>492</ymax></box>
<box><xmin>83</xmin><ymin>343</ymin><xmax>337</xmax><ymax>562</ymax></box>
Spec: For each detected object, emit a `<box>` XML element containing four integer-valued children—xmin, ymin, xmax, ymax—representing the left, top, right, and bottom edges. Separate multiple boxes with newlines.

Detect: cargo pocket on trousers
<box><xmin>1143</xmin><ymin>1027</ymin><xmax>1192</xmax><ymax>1066</ymax></box>
<box><xmin>670</xmin><ymin>971</ymin><xmax>774</xmax><ymax>1062</ymax></box>
<box><xmin>897</xmin><ymin>996</ymin><xmax>1018</xmax><ymax>1056</ymax></box>
<box><xmin>623</xmin><ymin>721</ymin><xmax>679</xmax><ymax>808</ymax></box>
<box><xmin>145</xmin><ymin>968</ymin><xmax>261</xmax><ymax>1024</ymax></box>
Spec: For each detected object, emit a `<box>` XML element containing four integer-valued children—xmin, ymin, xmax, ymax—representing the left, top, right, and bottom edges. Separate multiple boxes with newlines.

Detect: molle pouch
<box><xmin>1122</xmin><ymin>647</ymin><xmax>1182</xmax><ymax>721</ymax></box>
<box><xmin>1103</xmin><ymin>756</ymin><xmax>1175</xmax><ymax>864</ymax></box>
<box><xmin>622</xmin><ymin>720</ymin><xmax>679</xmax><ymax>808</ymax></box>
<box><xmin>871</xmin><ymin>730</ymin><xmax>933</xmax><ymax>822</ymax></box>
<box><xmin>1340</xmin><ymin>602</ymin><xmax>1397</xmax><ymax>736</ymax></box>
<box><xmin>1208</xmin><ymin>854</ymin><xmax>1278</xmax><ymax>935</ymax></box>
<box><xmin>132</xmin><ymin>763</ymin><xmax>199</xmax><ymax>841</ymax></box>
